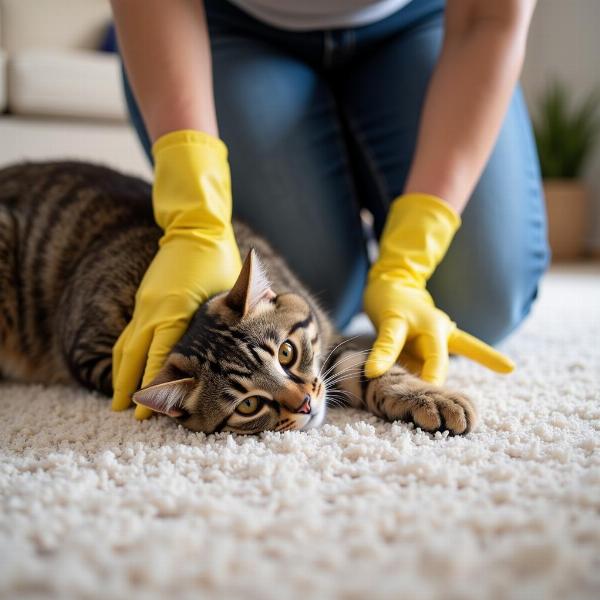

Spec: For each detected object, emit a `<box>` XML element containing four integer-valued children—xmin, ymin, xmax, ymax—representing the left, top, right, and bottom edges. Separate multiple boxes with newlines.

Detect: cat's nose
<box><xmin>296</xmin><ymin>395</ymin><xmax>311</xmax><ymax>414</ymax></box>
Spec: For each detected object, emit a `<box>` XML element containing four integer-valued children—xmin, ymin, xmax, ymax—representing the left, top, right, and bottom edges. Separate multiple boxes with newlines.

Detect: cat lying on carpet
<box><xmin>0</xmin><ymin>162</ymin><xmax>476</xmax><ymax>434</ymax></box>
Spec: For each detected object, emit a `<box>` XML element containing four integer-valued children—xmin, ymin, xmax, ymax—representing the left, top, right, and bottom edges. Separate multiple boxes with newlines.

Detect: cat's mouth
<box><xmin>301</xmin><ymin>406</ymin><xmax>326</xmax><ymax>430</ymax></box>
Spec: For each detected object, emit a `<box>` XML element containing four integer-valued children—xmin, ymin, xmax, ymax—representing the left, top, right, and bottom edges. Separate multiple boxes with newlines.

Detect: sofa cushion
<box><xmin>0</xmin><ymin>0</ymin><xmax>111</xmax><ymax>53</ymax></box>
<box><xmin>8</xmin><ymin>49</ymin><xmax>127</xmax><ymax>121</ymax></box>
<box><xmin>0</xmin><ymin>49</ymin><xmax>6</xmax><ymax>111</ymax></box>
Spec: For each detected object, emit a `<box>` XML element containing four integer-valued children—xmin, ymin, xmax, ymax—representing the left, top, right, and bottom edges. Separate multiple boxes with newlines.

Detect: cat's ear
<box><xmin>226</xmin><ymin>248</ymin><xmax>275</xmax><ymax>316</ymax></box>
<box><xmin>132</xmin><ymin>378</ymin><xmax>195</xmax><ymax>418</ymax></box>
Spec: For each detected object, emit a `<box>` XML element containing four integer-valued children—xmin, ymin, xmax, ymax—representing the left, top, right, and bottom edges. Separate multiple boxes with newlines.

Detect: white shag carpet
<box><xmin>1</xmin><ymin>266</ymin><xmax>599</xmax><ymax>600</ymax></box>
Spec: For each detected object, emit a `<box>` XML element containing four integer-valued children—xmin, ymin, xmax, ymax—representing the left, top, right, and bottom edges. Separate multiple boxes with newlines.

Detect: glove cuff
<box><xmin>370</xmin><ymin>193</ymin><xmax>461</xmax><ymax>287</ymax></box>
<box><xmin>152</xmin><ymin>129</ymin><xmax>228</xmax><ymax>160</ymax></box>
<box><xmin>151</xmin><ymin>129</ymin><xmax>233</xmax><ymax>233</ymax></box>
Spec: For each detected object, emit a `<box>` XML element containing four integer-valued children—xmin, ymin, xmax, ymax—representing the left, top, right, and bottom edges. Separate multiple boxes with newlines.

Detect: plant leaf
<box><xmin>533</xmin><ymin>81</ymin><xmax>600</xmax><ymax>179</ymax></box>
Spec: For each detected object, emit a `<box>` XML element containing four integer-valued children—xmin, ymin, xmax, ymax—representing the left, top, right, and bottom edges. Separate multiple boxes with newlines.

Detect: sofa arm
<box><xmin>0</xmin><ymin>49</ymin><xmax>6</xmax><ymax>112</ymax></box>
<box><xmin>0</xmin><ymin>0</ymin><xmax>112</xmax><ymax>53</ymax></box>
<box><xmin>8</xmin><ymin>49</ymin><xmax>127</xmax><ymax>121</ymax></box>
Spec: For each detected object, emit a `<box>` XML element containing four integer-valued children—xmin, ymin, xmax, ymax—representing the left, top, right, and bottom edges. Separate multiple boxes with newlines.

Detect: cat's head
<box><xmin>132</xmin><ymin>250</ymin><xmax>327</xmax><ymax>434</ymax></box>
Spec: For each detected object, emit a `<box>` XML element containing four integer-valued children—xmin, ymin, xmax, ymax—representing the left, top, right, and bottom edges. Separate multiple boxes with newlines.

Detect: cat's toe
<box><xmin>411</xmin><ymin>402</ymin><xmax>442</xmax><ymax>432</ymax></box>
<box><xmin>407</xmin><ymin>390</ymin><xmax>476</xmax><ymax>435</ymax></box>
<box><xmin>367</xmin><ymin>369</ymin><xmax>478</xmax><ymax>436</ymax></box>
<box><xmin>435</xmin><ymin>391</ymin><xmax>477</xmax><ymax>435</ymax></box>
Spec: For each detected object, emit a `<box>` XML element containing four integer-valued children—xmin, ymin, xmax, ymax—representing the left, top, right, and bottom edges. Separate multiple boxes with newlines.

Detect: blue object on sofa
<box><xmin>100</xmin><ymin>22</ymin><xmax>118</xmax><ymax>53</ymax></box>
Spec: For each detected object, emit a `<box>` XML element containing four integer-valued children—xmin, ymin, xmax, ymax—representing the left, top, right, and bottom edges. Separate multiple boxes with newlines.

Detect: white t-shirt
<box><xmin>227</xmin><ymin>0</ymin><xmax>414</xmax><ymax>31</ymax></box>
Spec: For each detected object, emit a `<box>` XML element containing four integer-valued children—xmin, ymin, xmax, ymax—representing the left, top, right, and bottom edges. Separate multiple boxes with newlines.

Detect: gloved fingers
<box><xmin>134</xmin><ymin>404</ymin><xmax>154</xmax><ymax>420</ymax></box>
<box><xmin>141</xmin><ymin>323</ymin><xmax>189</xmax><ymax>388</ymax></box>
<box><xmin>415</xmin><ymin>334</ymin><xmax>449</xmax><ymax>386</ymax></box>
<box><xmin>111</xmin><ymin>327</ymin><xmax>153</xmax><ymax>412</ymax></box>
<box><xmin>365</xmin><ymin>317</ymin><xmax>408</xmax><ymax>378</ymax></box>
<box><xmin>111</xmin><ymin>322</ymin><xmax>133</xmax><ymax>411</ymax></box>
<box><xmin>449</xmin><ymin>328</ymin><xmax>515</xmax><ymax>373</ymax></box>
<box><xmin>133</xmin><ymin>325</ymin><xmax>188</xmax><ymax>422</ymax></box>
<box><xmin>111</xmin><ymin>321</ymin><xmax>130</xmax><ymax>387</ymax></box>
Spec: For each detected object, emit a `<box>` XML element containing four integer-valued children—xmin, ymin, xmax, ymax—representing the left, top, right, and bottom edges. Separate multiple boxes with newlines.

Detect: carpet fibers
<box><xmin>1</xmin><ymin>266</ymin><xmax>599</xmax><ymax>600</ymax></box>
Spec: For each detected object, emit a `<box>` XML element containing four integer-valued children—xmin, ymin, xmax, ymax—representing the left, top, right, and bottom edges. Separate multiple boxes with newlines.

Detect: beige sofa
<box><xmin>0</xmin><ymin>0</ymin><xmax>151</xmax><ymax>178</ymax></box>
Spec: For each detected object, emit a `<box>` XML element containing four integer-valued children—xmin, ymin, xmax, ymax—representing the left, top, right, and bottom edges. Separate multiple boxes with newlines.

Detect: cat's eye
<box><xmin>235</xmin><ymin>396</ymin><xmax>265</xmax><ymax>417</ymax></box>
<box><xmin>278</xmin><ymin>340</ymin><xmax>297</xmax><ymax>367</ymax></box>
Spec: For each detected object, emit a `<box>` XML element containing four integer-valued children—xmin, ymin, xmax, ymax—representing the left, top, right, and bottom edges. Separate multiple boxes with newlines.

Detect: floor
<box><xmin>0</xmin><ymin>265</ymin><xmax>599</xmax><ymax>600</ymax></box>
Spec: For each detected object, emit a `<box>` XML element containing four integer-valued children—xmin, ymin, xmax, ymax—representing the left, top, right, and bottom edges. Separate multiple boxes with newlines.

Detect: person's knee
<box><xmin>448</xmin><ymin>264</ymin><xmax>546</xmax><ymax>346</ymax></box>
<box><xmin>475</xmin><ymin>288</ymin><xmax>533</xmax><ymax>345</ymax></box>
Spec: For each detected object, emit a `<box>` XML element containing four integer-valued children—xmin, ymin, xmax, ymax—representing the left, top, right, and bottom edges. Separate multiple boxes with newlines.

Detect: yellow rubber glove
<box><xmin>111</xmin><ymin>130</ymin><xmax>242</xmax><ymax>419</ymax></box>
<box><xmin>364</xmin><ymin>193</ymin><xmax>514</xmax><ymax>384</ymax></box>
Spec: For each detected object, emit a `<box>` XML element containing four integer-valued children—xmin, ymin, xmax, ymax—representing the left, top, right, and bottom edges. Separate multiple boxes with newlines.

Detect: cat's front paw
<box><xmin>374</xmin><ymin>377</ymin><xmax>477</xmax><ymax>435</ymax></box>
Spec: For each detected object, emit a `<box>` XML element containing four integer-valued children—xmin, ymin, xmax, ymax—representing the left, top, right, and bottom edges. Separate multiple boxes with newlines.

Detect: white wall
<box><xmin>521</xmin><ymin>0</ymin><xmax>600</xmax><ymax>251</ymax></box>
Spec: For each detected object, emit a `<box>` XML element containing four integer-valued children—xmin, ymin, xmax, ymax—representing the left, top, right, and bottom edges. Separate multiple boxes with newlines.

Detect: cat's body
<box><xmin>0</xmin><ymin>161</ymin><xmax>476</xmax><ymax>435</ymax></box>
<box><xmin>0</xmin><ymin>162</ymin><xmax>327</xmax><ymax>390</ymax></box>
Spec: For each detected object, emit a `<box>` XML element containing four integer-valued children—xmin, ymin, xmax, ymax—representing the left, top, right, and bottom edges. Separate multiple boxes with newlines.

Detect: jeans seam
<box><xmin>323</xmin><ymin>31</ymin><xmax>334</xmax><ymax>68</ymax></box>
<box><xmin>342</xmin><ymin>110</ymin><xmax>392</xmax><ymax>216</ymax></box>
<box><xmin>347</xmin><ymin>28</ymin><xmax>356</xmax><ymax>55</ymax></box>
<box><xmin>332</xmin><ymin>123</ymin><xmax>369</xmax><ymax>243</ymax></box>
<box><xmin>513</xmin><ymin>88</ymin><xmax>551</xmax><ymax>275</ymax></box>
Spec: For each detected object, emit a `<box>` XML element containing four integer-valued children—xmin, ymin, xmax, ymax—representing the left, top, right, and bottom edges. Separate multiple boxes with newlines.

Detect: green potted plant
<box><xmin>533</xmin><ymin>81</ymin><xmax>600</xmax><ymax>260</ymax></box>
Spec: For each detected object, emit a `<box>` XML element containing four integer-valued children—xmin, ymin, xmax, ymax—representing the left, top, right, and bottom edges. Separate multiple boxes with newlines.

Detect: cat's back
<box><xmin>0</xmin><ymin>161</ymin><xmax>158</xmax><ymax>384</ymax></box>
<box><xmin>0</xmin><ymin>162</ymin><xmax>157</xmax><ymax>267</ymax></box>
<box><xmin>0</xmin><ymin>161</ymin><xmax>153</xmax><ymax>223</ymax></box>
<box><xmin>0</xmin><ymin>160</ymin><xmax>333</xmax><ymax>388</ymax></box>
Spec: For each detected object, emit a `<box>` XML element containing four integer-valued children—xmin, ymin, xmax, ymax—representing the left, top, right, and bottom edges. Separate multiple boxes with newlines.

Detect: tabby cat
<box><xmin>0</xmin><ymin>162</ymin><xmax>476</xmax><ymax>434</ymax></box>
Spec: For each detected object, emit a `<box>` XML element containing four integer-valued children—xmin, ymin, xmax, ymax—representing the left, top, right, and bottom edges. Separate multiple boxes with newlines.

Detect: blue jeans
<box><xmin>123</xmin><ymin>0</ymin><xmax>549</xmax><ymax>342</ymax></box>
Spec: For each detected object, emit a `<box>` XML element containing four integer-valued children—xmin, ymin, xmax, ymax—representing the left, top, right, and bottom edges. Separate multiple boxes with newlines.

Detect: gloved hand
<box><xmin>364</xmin><ymin>193</ymin><xmax>514</xmax><ymax>384</ymax></box>
<box><xmin>111</xmin><ymin>130</ymin><xmax>242</xmax><ymax>419</ymax></box>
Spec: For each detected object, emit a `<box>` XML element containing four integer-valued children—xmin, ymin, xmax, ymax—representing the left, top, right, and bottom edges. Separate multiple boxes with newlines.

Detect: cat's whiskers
<box><xmin>323</xmin><ymin>358</ymin><xmax>370</xmax><ymax>383</ymax></box>
<box><xmin>323</xmin><ymin>375</ymin><xmax>363</xmax><ymax>391</ymax></box>
<box><xmin>324</xmin><ymin>392</ymin><xmax>348</xmax><ymax>408</ymax></box>
<box><xmin>328</xmin><ymin>378</ymin><xmax>364</xmax><ymax>391</ymax></box>
<box><xmin>317</xmin><ymin>336</ymin><xmax>361</xmax><ymax>379</ymax></box>
<box><xmin>319</xmin><ymin>347</ymin><xmax>369</xmax><ymax>379</ymax></box>
<box><xmin>323</xmin><ymin>365</ymin><xmax>365</xmax><ymax>387</ymax></box>
<box><xmin>319</xmin><ymin>348</ymin><xmax>371</xmax><ymax>379</ymax></box>
<box><xmin>325</xmin><ymin>385</ymin><xmax>364</xmax><ymax>408</ymax></box>
<box><xmin>326</xmin><ymin>391</ymin><xmax>358</xmax><ymax>408</ymax></box>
